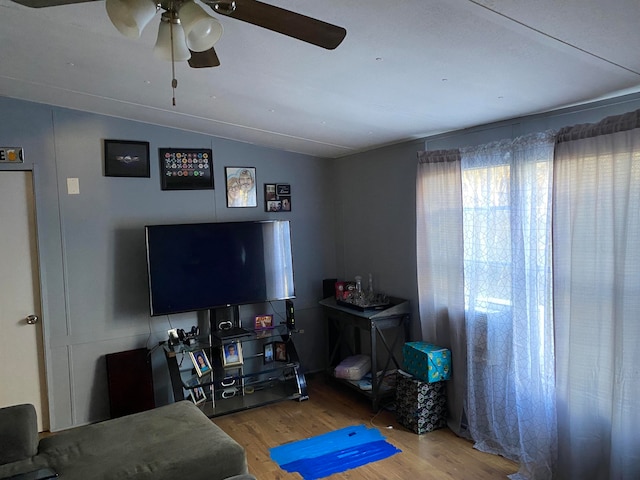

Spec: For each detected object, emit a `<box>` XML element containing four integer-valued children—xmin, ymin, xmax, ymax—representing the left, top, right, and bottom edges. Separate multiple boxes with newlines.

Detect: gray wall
<box><xmin>0</xmin><ymin>96</ymin><xmax>338</xmax><ymax>430</ymax></box>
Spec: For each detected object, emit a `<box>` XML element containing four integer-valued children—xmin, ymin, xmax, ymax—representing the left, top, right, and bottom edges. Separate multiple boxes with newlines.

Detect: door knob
<box><xmin>26</xmin><ymin>314</ymin><xmax>39</xmax><ymax>325</ymax></box>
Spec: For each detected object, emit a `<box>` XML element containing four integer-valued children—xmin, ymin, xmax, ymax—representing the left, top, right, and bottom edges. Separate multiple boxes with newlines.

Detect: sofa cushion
<box><xmin>0</xmin><ymin>404</ymin><xmax>39</xmax><ymax>466</ymax></box>
<box><xmin>38</xmin><ymin>401</ymin><xmax>248</xmax><ymax>480</ymax></box>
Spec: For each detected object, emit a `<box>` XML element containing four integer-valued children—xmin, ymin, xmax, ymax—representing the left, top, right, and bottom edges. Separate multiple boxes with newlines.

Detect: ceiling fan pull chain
<box><xmin>169</xmin><ymin>7</ymin><xmax>178</xmax><ymax>106</ymax></box>
<box><xmin>172</xmin><ymin>78</ymin><xmax>178</xmax><ymax>106</ymax></box>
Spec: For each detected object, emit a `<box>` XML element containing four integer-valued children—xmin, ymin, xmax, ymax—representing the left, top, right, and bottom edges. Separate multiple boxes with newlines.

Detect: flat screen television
<box><xmin>145</xmin><ymin>220</ymin><xmax>295</xmax><ymax>316</ymax></box>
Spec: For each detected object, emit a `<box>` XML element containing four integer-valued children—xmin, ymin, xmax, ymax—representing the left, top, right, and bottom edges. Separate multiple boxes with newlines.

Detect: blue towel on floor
<box><xmin>270</xmin><ymin>424</ymin><xmax>401</xmax><ymax>479</ymax></box>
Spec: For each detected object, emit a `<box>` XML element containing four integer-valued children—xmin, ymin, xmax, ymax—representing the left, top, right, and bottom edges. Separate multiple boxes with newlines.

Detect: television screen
<box><xmin>145</xmin><ymin>220</ymin><xmax>295</xmax><ymax>316</ymax></box>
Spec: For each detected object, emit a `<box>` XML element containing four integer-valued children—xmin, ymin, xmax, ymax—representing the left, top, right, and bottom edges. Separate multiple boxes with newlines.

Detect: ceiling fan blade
<box><xmin>188</xmin><ymin>48</ymin><xmax>221</xmax><ymax>68</ymax></box>
<box><xmin>10</xmin><ymin>0</ymin><xmax>98</xmax><ymax>7</ymax></box>
<box><xmin>206</xmin><ymin>0</ymin><xmax>346</xmax><ymax>50</ymax></box>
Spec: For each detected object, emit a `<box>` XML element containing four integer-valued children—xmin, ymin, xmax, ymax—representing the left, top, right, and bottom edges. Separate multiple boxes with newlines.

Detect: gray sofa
<box><xmin>0</xmin><ymin>401</ymin><xmax>256</xmax><ymax>480</ymax></box>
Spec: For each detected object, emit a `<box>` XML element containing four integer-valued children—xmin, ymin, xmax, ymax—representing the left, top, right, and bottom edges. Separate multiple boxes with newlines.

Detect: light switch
<box><xmin>67</xmin><ymin>177</ymin><xmax>80</xmax><ymax>195</ymax></box>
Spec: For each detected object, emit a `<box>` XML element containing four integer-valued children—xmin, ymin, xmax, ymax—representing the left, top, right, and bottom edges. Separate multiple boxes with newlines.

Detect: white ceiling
<box><xmin>1</xmin><ymin>0</ymin><xmax>640</xmax><ymax>158</ymax></box>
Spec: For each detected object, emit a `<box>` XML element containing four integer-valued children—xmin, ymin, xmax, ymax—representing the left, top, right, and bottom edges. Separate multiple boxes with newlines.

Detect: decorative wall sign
<box><xmin>264</xmin><ymin>183</ymin><xmax>291</xmax><ymax>212</ymax></box>
<box><xmin>104</xmin><ymin>140</ymin><xmax>150</xmax><ymax>177</ymax></box>
<box><xmin>225</xmin><ymin>167</ymin><xmax>257</xmax><ymax>207</ymax></box>
<box><xmin>159</xmin><ymin>148</ymin><xmax>214</xmax><ymax>190</ymax></box>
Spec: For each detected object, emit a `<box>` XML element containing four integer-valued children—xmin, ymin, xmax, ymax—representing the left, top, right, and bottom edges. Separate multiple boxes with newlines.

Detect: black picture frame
<box><xmin>159</xmin><ymin>148</ymin><xmax>214</xmax><ymax>190</ymax></box>
<box><xmin>263</xmin><ymin>342</ymin><xmax>274</xmax><ymax>364</ymax></box>
<box><xmin>274</xmin><ymin>341</ymin><xmax>287</xmax><ymax>362</ymax></box>
<box><xmin>104</xmin><ymin>140</ymin><xmax>150</xmax><ymax>178</ymax></box>
<box><xmin>264</xmin><ymin>183</ymin><xmax>291</xmax><ymax>212</ymax></box>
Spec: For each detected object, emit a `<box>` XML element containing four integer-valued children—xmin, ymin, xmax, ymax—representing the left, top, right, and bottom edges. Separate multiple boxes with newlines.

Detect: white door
<box><xmin>0</xmin><ymin>171</ymin><xmax>49</xmax><ymax>431</ymax></box>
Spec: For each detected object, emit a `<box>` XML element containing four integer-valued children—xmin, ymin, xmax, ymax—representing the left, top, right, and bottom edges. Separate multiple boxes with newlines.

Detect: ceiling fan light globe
<box><xmin>106</xmin><ymin>0</ymin><xmax>158</xmax><ymax>39</ymax></box>
<box><xmin>184</xmin><ymin>18</ymin><xmax>223</xmax><ymax>51</ymax></box>
<box><xmin>179</xmin><ymin>1</ymin><xmax>223</xmax><ymax>52</ymax></box>
<box><xmin>153</xmin><ymin>17</ymin><xmax>192</xmax><ymax>62</ymax></box>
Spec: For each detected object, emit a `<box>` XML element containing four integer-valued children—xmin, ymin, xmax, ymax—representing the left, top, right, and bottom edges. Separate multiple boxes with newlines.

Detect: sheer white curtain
<box><xmin>461</xmin><ymin>132</ymin><xmax>557</xmax><ymax>480</ymax></box>
<box><xmin>416</xmin><ymin>150</ymin><xmax>467</xmax><ymax>436</ymax></box>
<box><xmin>416</xmin><ymin>133</ymin><xmax>557</xmax><ymax>480</ymax></box>
<box><xmin>553</xmin><ymin>114</ymin><xmax>640</xmax><ymax>479</ymax></box>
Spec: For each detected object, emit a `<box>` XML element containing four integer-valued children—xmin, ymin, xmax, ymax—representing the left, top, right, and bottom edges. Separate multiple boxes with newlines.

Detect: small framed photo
<box><xmin>264</xmin><ymin>183</ymin><xmax>291</xmax><ymax>212</ymax></box>
<box><xmin>104</xmin><ymin>139</ymin><xmax>150</xmax><ymax>178</ymax></box>
<box><xmin>226</xmin><ymin>167</ymin><xmax>257</xmax><ymax>207</ymax></box>
<box><xmin>266</xmin><ymin>200</ymin><xmax>282</xmax><ymax>212</ymax></box>
<box><xmin>189</xmin><ymin>350</ymin><xmax>212</xmax><ymax>377</ymax></box>
<box><xmin>265</xmin><ymin>184</ymin><xmax>277</xmax><ymax>200</ymax></box>
<box><xmin>263</xmin><ymin>342</ymin><xmax>275</xmax><ymax>364</ymax></box>
<box><xmin>254</xmin><ymin>314</ymin><xmax>273</xmax><ymax>330</ymax></box>
<box><xmin>222</xmin><ymin>341</ymin><xmax>243</xmax><ymax>367</ymax></box>
<box><xmin>276</xmin><ymin>184</ymin><xmax>291</xmax><ymax>195</ymax></box>
<box><xmin>274</xmin><ymin>341</ymin><xmax>287</xmax><ymax>362</ymax></box>
<box><xmin>190</xmin><ymin>386</ymin><xmax>206</xmax><ymax>405</ymax></box>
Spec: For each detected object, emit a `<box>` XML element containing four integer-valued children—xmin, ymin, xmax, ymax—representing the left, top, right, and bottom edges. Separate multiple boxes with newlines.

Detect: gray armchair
<box><xmin>0</xmin><ymin>402</ymin><xmax>256</xmax><ymax>480</ymax></box>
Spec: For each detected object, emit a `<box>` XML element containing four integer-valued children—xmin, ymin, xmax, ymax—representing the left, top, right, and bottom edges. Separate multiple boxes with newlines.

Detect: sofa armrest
<box><xmin>0</xmin><ymin>404</ymin><xmax>39</xmax><ymax>466</ymax></box>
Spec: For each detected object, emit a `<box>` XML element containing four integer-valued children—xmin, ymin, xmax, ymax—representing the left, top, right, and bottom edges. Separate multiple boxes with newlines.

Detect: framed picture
<box><xmin>274</xmin><ymin>341</ymin><xmax>287</xmax><ymax>362</ymax></box>
<box><xmin>226</xmin><ymin>167</ymin><xmax>257</xmax><ymax>207</ymax></box>
<box><xmin>277</xmin><ymin>184</ymin><xmax>291</xmax><ymax>195</ymax></box>
<box><xmin>263</xmin><ymin>342</ymin><xmax>274</xmax><ymax>364</ymax></box>
<box><xmin>222</xmin><ymin>341</ymin><xmax>243</xmax><ymax>367</ymax></box>
<box><xmin>265</xmin><ymin>183</ymin><xmax>276</xmax><ymax>200</ymax></box>
<box><xmin>189</xmin><ymin>386</ymin><xmax>206</xmax><ymax>405</ymax></box>
<box><xmin>103</xmin><ymin>139</ymin><xmax>150</xmax><ymax>177</ymax></box>
<box><xmin>159</xmin><ymin>148</ymin><xmax>214</xmax><ymax>190</ymax></box>
<box><xmin>189</xmin><ymin>350</ymin><xmax>212</xmax><ymax>377</ymax></box>
<box><xmin>254</xmin><ymin>314</ymin><xmax>273</xmax><ymax>330</ymax></box>
<box><xmin>264</xmin><ymin>183</ymin><xmax>291</xmax><ymax>212</ymax></box>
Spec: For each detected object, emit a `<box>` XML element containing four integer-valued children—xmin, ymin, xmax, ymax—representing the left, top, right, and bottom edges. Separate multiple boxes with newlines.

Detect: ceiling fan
<box><xmin>9</xmin><ymin>0</ymin><xmax>347</xmax><ymax>68</ymax></box>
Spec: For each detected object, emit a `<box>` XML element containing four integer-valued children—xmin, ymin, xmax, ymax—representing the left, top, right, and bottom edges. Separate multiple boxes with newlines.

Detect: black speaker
<box><xmin>323</xmin><ymin>278</ymin><xmax>337</xmax><ymax>299</ymax></box>
<box><xmin>286</xmin><ymin>299</ymin><xmax>295</xmax><ymax>329</ymax></box>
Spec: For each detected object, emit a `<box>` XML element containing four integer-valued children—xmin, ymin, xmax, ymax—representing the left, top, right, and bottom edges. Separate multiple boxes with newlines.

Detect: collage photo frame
<box><xmin>264</xmin><ymin>183</ymin><xmax>291</xmax><ymax>212</ymax></box>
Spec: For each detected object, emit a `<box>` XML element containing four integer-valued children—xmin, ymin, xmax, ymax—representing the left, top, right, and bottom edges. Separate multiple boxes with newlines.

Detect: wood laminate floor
<box><xmin>214</xmin><ymin>374</ymin><xmax>518</xmax><ymax>479</ymax></box>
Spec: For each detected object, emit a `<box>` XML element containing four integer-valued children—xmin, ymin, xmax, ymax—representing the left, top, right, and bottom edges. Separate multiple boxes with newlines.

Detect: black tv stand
<box><xmin>165</xmin><ymin>303</ymin><xmax>308</xmax><ymax>417</ymax></box>
<box><xmin>210</xmin><ymin>305</ymin><xmax>252</xmax><ymax>339</ymax></box>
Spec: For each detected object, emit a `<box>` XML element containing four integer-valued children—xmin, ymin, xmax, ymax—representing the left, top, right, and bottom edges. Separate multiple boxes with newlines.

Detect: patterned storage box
<box><xmin>395</xmin><ymin>371</ymin><xmax>447</xmax><ymax>434</ymax></box>
<box><xmin>402</xmin><ymin>342</ymin><xmax>451</xmax><ymax>383</ymax></box>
